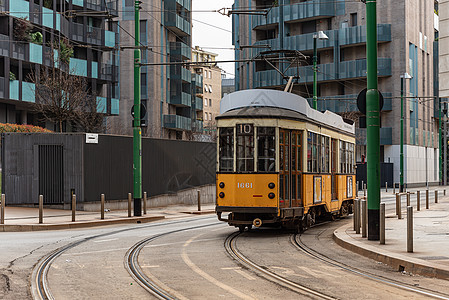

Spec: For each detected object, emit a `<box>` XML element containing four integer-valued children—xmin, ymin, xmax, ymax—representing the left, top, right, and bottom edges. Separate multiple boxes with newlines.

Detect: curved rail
<box><xmin>31</xmin><ymin>216</ymin><xmax>216</xmax><ymax>300</ymax></box>
<box><xmin>291</xmin><ymin>234</ymin><xmax>449</xmax><ymax>300</ymax></box>
<box><xmin>225</xmin><ymin>232</ymin><xmax>336</xmax><ymax>300</ymax></box>
<box><xmin>124</xmin><ymin>223</ymin><xmax>219</xmax><ymax>300</ymax></box>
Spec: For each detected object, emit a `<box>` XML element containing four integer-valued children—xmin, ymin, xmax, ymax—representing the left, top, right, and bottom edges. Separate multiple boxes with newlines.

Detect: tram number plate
<box><xmin>237</xmin><ymin>183</ymin><xmax>253</xmax><ymax>189</ymax></box>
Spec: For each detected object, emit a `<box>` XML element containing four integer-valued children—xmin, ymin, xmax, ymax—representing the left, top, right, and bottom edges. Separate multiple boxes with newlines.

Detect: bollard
<box><xmin>355</xmin><ymin>199</ymin><xmax>361</xmax><ymax>234</ymax></box>
<box><xmin>417</xmin><ymin>191</ymin><xmax>420</xmax><ymax>211</ymax></box>
<box><xmin>385</xmin><ymin>182</ymin><xmax>388</xmax><ymax>193</ymax></box>
<box><xmin>426</xmin><ymin>189</ymin><xmax>429</xmax><ymax>209</ymax></box>
<box><xmin>361</xmin><ymin>200</ymin><xmax>367</xmax><ymax>238</ymax></box>
<box><xmin>435</xmin><ymin>190</ymin><xmax>438</xmax><ymax>204</ymax></box>
<box><xmin>380</xmin><ymin>203</ymin><xmax>385</xmax><ymax>245</ymax></box>
<box><xmin>143</xmin><ymin>192</ymin><xmax>147</xmax><ymax>215</ymax></box>
<box><xmin>128</xmin><ymin>193</ymin><xmax>132</xmax><ymax>217</ymax></box>
<box><xmin>101</xmin><ymin>194</ymin><xmax>105</xmax><ymax>220</ymax></box>
<box><xmin>395</xmin><ymin>193</ymin><xmax>399</xmax><ymax>216</ymax></box>
<box><xmin>39</xmin><ymin>195</ymin><xmax>43</xmax><ymax>224</ymax></box>
<box><xmin>407</xmin><ymin>206</ymin><xmax>413</xmax><ymax>253</ymax></box>
<box><xmin>197</xmin><ymin>190</ymin><xmax>201</xmax><ymax>212</ymax></box>
<box><xmin>72</xmin><ymin>194</ymin><xmax>76</xmax><ymax>222</ymax></box>
<box><xmin>406</xmin><ymin>192</ymin><xmax>410</xmax><ymax>207</ymax></box>
<box><xmin>0</xmin><ymin>194</ymin><xmax>4</xmax><ymax>225</ymax></box>
<box><xmin>393</xmin><ymin>183</ymin><xmax>396</xmax><ymax>194</ymax></box>
<box><xmin>364</xmin><ymin>183</ymin><xmax>366</xmax><ymax>196</ymax></box>
<box><xmin>356</xmin><ymin>181</ymin><xmax>359</xmax><ymax>197</ymax></box>
<box><xmin>353</xmin><ymin>200</ymin><xmax>357</xmax><ymax>231</ymax></box>
<box><xmin>445</xmin><ymin>189</ymin><xmax>447</xmax><ymax>196</ymax></box>
<box><xmin>397</xmin><ymin>194</ymin><xmax>402</xmax><ymax>219</ymax></box>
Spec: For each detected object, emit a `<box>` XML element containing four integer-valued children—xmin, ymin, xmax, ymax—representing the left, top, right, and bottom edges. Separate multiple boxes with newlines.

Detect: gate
<box><xmin>38</xmin><ymin>145</ymin><xmax>64</xmax><ymax>204</ymax></box>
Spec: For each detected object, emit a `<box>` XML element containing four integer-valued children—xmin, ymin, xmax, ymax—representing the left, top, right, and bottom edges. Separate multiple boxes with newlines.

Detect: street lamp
<box><xmin>312</xmin><ymin>31</ymin><xmax>329</xmax><ymax>110</ymax></box>
<box><xmin>400</xmin><ymin>72</ymin><xmax>412</xmax><ymax>193</ymax></box>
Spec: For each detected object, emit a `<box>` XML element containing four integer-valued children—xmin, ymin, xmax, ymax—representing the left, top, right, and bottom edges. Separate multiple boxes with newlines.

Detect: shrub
<box><xmin>0</xmin><ymin>123</ymin><xmax>52</xmax><ymax>133</ymax></box>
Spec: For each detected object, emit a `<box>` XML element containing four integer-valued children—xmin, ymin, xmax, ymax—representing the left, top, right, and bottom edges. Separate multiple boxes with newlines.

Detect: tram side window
<box><xmin>339</xmin><ymin>141</ymin><xmax>355</xmax><ymax>174</ymax></box>
<box><xmin>219</xmin><ymin>127</ymin><xmax>234</xmax><ymax>172</ymax></box>
<box><xmin>237</xmin><ymin>124</ymin><xmax>254</xmax><ymax>172</ymax></box>
<box><xmin>307</xmin><ymin>132</ymin><xmax>330</xmax><ymax>173</ymax></box>
<box><xmin>257</xmin><ymin>127</ymin><xmax>276</xmax><ymax>172</ymax></box>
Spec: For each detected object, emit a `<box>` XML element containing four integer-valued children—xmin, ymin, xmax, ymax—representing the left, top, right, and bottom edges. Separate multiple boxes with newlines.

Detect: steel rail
<box><xmin>291</xmin><ymin>233</ymin><xmax>449</xmax><ymax>300</ymax></box>
<box><xmin>124</xmin><ymin>223</ymin><xmax>219</xmax><ymax>300</ymax></box>
<box><xmin>225</xmin><ymin>232</ymin><xmax>336</xmax><ymax>300</ymax></box>
<box><xmin>31</xmin><ymin>216</ymin><xmax>216</xmax><ymax>300</ymax></box>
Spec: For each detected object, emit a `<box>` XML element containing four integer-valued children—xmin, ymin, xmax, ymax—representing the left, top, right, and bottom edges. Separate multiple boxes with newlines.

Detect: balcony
<box><xmin>169</xmin><ymin>92</ymin><xmax>191</xmax><ymax>107</ymax></box>
<box><xmin>70</xmin><ymin>58</ymin><xmax>88</xmax><ymax>77</ymax></box>
<box><xmin>339</xmin><ymin>24</ymin><xmax>391</xmax><ymax>46</ymax></box>
<box><xmin>339</xmin><ymin>58</ymin><xmax>391</xmax><ymax>79</ymax></box>
<box><xmin>195</xmin><ymin>96</ymin><xmax>203</xmax><ymax>111</ymax></box>
<box><xmin>192</xmin><ymin>73</ymin><xmax>203</xmax><ymax>88</ymax></box>
<box><xmin>105</xmin><ymin>30</ymin><xmax>116</xmax><ymax>48</ymax></box>
<box><xmin>165</xmin><ymin>14</ymin><xmax>191</xmax><ymax>36</ymax></box>
<box><xmin>87</xmin><ymin>26</ymin><xmax>102</xmax><ymax>46</ymax></box>
<box><xmin>96</xmin><ymin>96</ymin><xmax>107</xmax><ymax>113</ymax></box>
<box><xmin>315</xmin><ymin>92</ymin><xmax>392</xmax><ymax>113</ymax></box>
<box><xmin>111</xmin><ymin>98</ymin><xmax>119</xmax><ymax>115</ymax></box>
<box><xmin>9</xmin><ymin>80</ymin><xmax>19</xmax><ymax>100</ymax></box>
<box><xmin>92</xmin><ymin>61</ymin><xmax>98</xmax><ymax>78</ymax></box>
<box><xmin>163</xmin><ymin>114</ymin><xmax>192</xmax><ymax>131</ymax></box>
<box><xmin>10</xmin><ymin>0</ymin><xmax>29</xmax><ymax>19</ymax></box>
<box><xmin>357</xmin><ymin>127</ymin><xmax>393</xmax><ymax>145</ymax></box>
<box><xmin>170</xmin><ymin>42</ymin><xmax>191</xmax><ymax>60</ymax></box>
<box><xmin>71</xmin><ymin>22</ymin><xmax>84</xmax><ymax>42</ymax></box>
<box><xmin>170</xmin><ymin>66</ymin><xmax>192</xmax><ymax>83</ymax></box>
<box><xmin>252</xmin><ymin>1</ymin><xmax>335</xmax><ymax>29</ymax></box>
<box><xmin>22</xmin><ymin>82</ymin><xmax>35</xmax><ymax>103</ymax></box>
<box><xmin>192</xmin><ymin>121</ymin><xmax>203</xmax><ymax>133</ymax></box>
<box><xmin>73</xmin><ymin>0</ymin><xmax>84</xmax><ymax>6</ymax></box>
<box><xmin>29</xmin><ymin>43</ymin><xmax>43</xmax><ymax>64</ymax></box>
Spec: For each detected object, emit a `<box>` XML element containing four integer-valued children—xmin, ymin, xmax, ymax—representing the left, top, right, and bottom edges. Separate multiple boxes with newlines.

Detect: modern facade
<box><xmin>0</xmin><ymin>0</ymin><xmax>119</xmax><ymax>130</ymax></box>
<box><xmin>109</xmin><ymin>0</ymin><xmax>202</xmax><ymax>140</ymax></box>
<box><xmin>232</xmin><ymin>0</ymin><xmax>439</xmax><ymax>186</ymax></box>
<box><xmin>222</xmin><ymin>77</ymin><xmax>235</xmax><ymax>98</ymax></box>
<box><xmin>191</xmin><ymin>46</ymin><xmax>221</xmax><ymax>135</ymax></box>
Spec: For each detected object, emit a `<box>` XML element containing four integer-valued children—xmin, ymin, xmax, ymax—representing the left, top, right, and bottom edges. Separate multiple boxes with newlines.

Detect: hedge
<box><xmin>0</xmin><ymin>123</ymin><xmax>52</xmax><ymax>133</ymax></box>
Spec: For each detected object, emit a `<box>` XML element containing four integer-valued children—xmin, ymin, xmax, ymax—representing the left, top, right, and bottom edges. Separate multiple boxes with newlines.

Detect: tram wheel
<box><xmin>238</xmin><ymin>225</ymin><xmax>245</xmax><ymax>233</ymax></box>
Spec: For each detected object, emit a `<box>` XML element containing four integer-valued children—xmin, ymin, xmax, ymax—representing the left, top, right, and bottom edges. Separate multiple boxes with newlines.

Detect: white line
<box><xmin>93</xmin><ymin>238</ymin><xmax>119</xmax><ymax>243</ymax></box>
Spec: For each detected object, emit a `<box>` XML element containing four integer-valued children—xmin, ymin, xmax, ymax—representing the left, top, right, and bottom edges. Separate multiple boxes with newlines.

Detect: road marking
<box><xmin>221</xmin><ymin>267</ymin><xmax>255</xmax><ymax>280</ymax></box>
<box><xmin>297</xmin><ymin>266</ymin><xmax>338</xmax><ymax>278</ymax></box>
<box><xmin>140</xmin><ymin>265</ymin><xmax>160</xmax><ymax>268</ymax></box>
<box><xmin>94</xmin><ymin>238</ymin><xmax>118</xmax><ymax>243</ymax></box>
<box><xmin>182</xmin><ymin>235</ymin><xmax>256</xmax><ymax>300</ymax></box>
<box><xmin>271</xmin><ymin>266</ymin><xmax>308</xmax><ymax>278</ymax></box>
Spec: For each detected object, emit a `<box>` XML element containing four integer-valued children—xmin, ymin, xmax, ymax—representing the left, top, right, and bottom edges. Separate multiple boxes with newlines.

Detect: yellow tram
<box><xmin>215</xmin><ymin>89</ymin><xmax>356</xmax><ymax>232</ymax></box>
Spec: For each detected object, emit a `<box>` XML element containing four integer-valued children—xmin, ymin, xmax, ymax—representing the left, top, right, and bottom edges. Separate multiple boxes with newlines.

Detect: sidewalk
<box><xmin>0</xmin><ymin>204</ymin><xmax>216</xmax><ymax>232</ymax></box>
<box><xmin>334</xmin><ymin>187</ymin><xmax>449</xmax><ymax>280</ymax></box>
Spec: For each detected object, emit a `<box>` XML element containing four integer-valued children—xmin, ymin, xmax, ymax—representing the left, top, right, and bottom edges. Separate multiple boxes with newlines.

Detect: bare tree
<box><xmin>27</xmin><ymin>40</ymin><xmax>104</xmax><ymax>133</ymax></box>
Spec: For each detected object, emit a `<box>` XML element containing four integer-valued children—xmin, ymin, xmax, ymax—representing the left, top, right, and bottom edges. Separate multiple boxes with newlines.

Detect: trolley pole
<box><xmin>366</xmin><ymin>0</ymin><xmax>380</xmax><ymax>240</ymax></box>
<box><xmin>133</xmin><ymin>0</ymin><xmax>142</xmax><ymax>216</ymax></box>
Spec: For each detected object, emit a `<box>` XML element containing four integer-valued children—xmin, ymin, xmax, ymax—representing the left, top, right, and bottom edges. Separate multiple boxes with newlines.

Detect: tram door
<box><xmin>280</xmin><ymin>130</ymin><xmax>302</xmax><ymax>208</ymax></box>
<box><xmin>331</xmin><ymin>138</ymin><xmax>338</xmax><ymax>200</ymax></box>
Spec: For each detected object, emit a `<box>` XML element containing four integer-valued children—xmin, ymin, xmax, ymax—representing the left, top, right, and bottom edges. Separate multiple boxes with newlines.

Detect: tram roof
<box><xmin>219</xmin><ymin>89</ymin><xmax>355</xmax><ymax>135</ymax></box>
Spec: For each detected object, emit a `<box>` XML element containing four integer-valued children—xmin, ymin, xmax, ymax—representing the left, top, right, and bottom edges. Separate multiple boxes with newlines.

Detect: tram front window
<box><xmin>237</xmin><ymin>124</ymin><xmax>254</xmax><ymax>172</ymax></box>
<box><xmin>219</xmin><ymin>127</ymin><xmax>234</xmax><ymax>172</ymax></box>
<box><xmin>257</xmin><ymin>127</ymin><xmax>275</xmax><ymax>172</ymax></box>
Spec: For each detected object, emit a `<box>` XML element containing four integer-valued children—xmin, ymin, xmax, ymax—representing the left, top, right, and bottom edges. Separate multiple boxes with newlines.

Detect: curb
<box><xmin>0</xmin><ymin>215</ymin><xmax>165</xmax><ymax>232</ymax></box>
<box><xmin>333</xmin><ymin>223</ymin><xmax>449</xmax><ymax>280</ymax></box>
<box><xmin>181</xmin><ymin>210</ymin><xmax>215</xmax><ymax>215</ymax></box>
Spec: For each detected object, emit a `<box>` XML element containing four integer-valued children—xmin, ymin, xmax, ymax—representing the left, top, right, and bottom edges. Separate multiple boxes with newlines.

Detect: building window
<box><xmin>209</xmin><ymin>99</ymin><xmax>212</xmax><ymax>106</ymax></box>
<box><xmin>209</xmin><ymin>85</ymin><xmax>213</xmax><ymax>93</ymax></box>
<box><xmin>204</xmin><ymin>70</ymin><xmax>207</xmax><ymax>77</ymax></box>
<box><xmin>204</xmin><ymin>98</ymin><xmax>207</xmax><ymax>106</ymax></box>
<box><xmin>209</xmin><ymin>70</ymin><xmax>212</xmax><ymax>79</ymax></box>
<box><xmin>350</xmin><ymin>13</ymin><xmax>357</xmax><ymax>27</ymax></box>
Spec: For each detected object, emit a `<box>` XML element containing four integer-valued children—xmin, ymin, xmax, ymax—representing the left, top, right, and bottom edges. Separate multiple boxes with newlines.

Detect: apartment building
<box><xmin>191</xmin><ymin>46</ymin><xmax>221</xmax><ymax>135</ymax></box>
<box><xmin>232</xmin><ymin>0</ymin><xmax>439</xmax><ymax>186</ymax></box>
<box><xmin>0</xmin><ymin>0</ymin><xmax>119</xmax><ymax>130</ymax></box>
<box><xmin>109</xmin><ymin>0</ymin><xmax>202</xmax><ymax>140</ymax></box>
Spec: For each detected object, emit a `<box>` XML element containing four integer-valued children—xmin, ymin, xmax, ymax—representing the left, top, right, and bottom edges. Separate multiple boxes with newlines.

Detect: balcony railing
<box><xmin>339</xmin><ymin>24</ymin><xmax>391</xmax><ymax>46</ymax></box>
<box><xmin>165</xmin><ymin>13</ymin><xmax>191</xmax><ymax>36</ymax></box>
<box><xmin>339</xmin><ymin>58</ymin><xmax>392</xmax><ymax>79</ymax></box>
<box><xmin>357</xmin><ymin>127</ymin><xmax>392</xmax><ymax>145</ymax></box>
<box><xmin>195</xmin><ymin>96</ymin><xmax>203</xmax><ymax>111</ymax></box>
<box><xmin>163</xmin><ymin>114</ymin><xmax>192</xmax><ymax>131</ymax></box>
<box><xmin>170</xmin><ymin>42</ymin><xmax>191</xmax><ymax>60</ymax></box>
<box><xmin>169</xmin><ymin>92</ymin><xmax>191</xmax><ymax>107</ymax></box>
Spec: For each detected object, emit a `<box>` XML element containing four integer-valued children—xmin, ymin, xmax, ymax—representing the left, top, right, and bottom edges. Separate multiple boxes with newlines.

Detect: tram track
<box><xmin>225</xmin><ymin>231</ymin><xmax>337</xmax><ymax>300</ymax></box>
<box><xmin>291</xmin><ymin>232</ymin><xmax>449</xmax><ymax>300</ymax></box>
<box><xmin>31</xmin><ymin>216</ymin><xmax>217</xmax><ymax>300</ymax></box>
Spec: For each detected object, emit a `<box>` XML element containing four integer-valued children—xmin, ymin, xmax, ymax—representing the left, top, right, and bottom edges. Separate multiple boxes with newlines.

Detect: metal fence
<box><xmin>1</xmin><ymin>133</ymin><xmax>216</xmax><ymax>207</ymax></box>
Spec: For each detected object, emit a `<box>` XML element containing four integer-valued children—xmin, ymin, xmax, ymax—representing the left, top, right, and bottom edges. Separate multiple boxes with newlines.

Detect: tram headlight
<box><xmin>219</xmin><ymin>182</ymin><xmax>225</xmax><ymax>188</ymax></box>
<box><xmin>268</xmin><ymin>182</ymin><xmax>275</xmax><ymax>189</ymax></box>
<box><xmin>219</xmin><ymin>192</ymin><xmax>225</xmax><ymax>198</ymax></box>
<box><xmin>268</xmin><ymin>192</ymin><xmax>275</xmax><ymax>199</ymax></box>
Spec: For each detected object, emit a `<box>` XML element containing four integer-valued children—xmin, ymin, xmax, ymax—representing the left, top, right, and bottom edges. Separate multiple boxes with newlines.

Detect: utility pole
<box><xmin>133</xmin><ymin>0</ymin><xmax>142</xmax><ymax>216</ymax></box>
<box><xmin>366</xmin><ymin>0</ymin><xmax>380</xmax><ymax>240</ymax></box>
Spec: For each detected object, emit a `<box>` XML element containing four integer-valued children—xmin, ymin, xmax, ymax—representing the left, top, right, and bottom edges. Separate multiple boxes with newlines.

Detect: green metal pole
<box><xmin>133</xmin><ymin>0</ymin><xmax>142</xmax><ymax>216</ymax></box>
<box><xmin>313</xmin><ymin>35</ymin><xmax>318</xmax><ymax>110</ymax></box>
<box><xmin>366</xmin><ymin>0</ymin><xmax>380</xmax><ymax>240</ymax></box>
<box><xmin>400</xmin><ymin>77</ymin><xmax>404</xmax><ymax>192</ymax></box>
<box><xmin>439</xmin><ymin>97</ymin><xmax>442</xmax><ymax>185</ymax></box>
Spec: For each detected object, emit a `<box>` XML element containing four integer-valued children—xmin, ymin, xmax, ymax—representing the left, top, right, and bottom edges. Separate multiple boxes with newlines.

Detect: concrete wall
<box><xmin>83</xmin><ymin>184</ymin><xmax>215</xmax><ymax>211</ymax></box>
